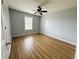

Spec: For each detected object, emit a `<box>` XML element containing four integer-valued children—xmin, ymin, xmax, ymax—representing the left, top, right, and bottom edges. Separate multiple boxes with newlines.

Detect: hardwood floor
<box><xmin>10</xmin><ymin>33</ymin><xmax>76</xmax><ymax>59</ymax></box>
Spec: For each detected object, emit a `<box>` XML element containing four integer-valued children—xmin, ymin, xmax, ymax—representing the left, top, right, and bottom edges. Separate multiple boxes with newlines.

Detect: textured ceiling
<box><xmin>7</xmin><ymin>0</ymin><xmax>77</xmax><ymax>16</ymax></box>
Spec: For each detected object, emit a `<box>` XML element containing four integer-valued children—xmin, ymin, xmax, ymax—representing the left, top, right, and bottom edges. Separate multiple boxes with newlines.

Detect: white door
<box><xmin>1</xmin><ymin>11</ymin><xmax>7</xmax><ymax>59</ymax></box>
<box><xmin>1</xmin><ymin>0</ymin><xmax>11</xmax><ymax>59</ymax></box>
<box><xmin>1</xmin><ymin>9</ymin><xmax>11</xmax><ymax>59</ymax></box>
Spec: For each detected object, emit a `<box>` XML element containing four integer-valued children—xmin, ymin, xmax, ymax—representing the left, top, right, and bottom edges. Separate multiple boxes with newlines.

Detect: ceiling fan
<box><xmin>33</xmin><ymin>6</ymin><xmax>47</xmax><ymax>15</ymax></box>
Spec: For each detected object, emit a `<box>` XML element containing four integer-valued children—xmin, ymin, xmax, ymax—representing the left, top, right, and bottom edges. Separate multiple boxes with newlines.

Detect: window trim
<box><xmin>24</xmin><ymin>16</ymin><xmax>33</xmax><ymax>30</ymax></box>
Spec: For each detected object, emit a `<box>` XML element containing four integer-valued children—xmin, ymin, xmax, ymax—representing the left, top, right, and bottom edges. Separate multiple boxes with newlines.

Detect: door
<box><xmin>1</xmin><ymin>11</ymin><xmax>7</xmax><ymax>59</ymax></box>
<box><xmin>1</xmin><ymin>0</ymin><xmax>11</xmax><ymax>59</ymax></box>
<box><xmin>1</xmin><ymin>9</ymin><xmax>11</xmax><ymax>59</ymax></box>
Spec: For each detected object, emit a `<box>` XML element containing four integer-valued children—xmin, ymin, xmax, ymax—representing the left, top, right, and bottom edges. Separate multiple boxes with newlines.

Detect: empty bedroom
<box><xmin>1</xmin><ymin>0</ymin><xmax>77</xmax><ymax>59</ymax></box>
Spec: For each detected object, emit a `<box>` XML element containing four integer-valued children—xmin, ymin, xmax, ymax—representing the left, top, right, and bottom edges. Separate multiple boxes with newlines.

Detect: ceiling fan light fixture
<box><xmin>33</xmin><ymin>6</ymin><xmax>47</xmax><ymax>15</ymax></box>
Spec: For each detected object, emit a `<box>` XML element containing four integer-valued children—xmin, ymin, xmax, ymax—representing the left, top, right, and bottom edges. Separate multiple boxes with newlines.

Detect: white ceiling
<box><xmin>7</xmin><ymin>0</ymin><xmax>77</xmax><ymax>16</ymax></box>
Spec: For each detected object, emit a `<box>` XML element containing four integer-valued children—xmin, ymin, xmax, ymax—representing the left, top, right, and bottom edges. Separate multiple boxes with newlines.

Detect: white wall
<box><xmin>40</xmin><ymin>7</ymin><xmax>77</xmax><ymax>45</ymax></box>
<box><xmin>9</xmin><ymin>9</ymin><xmax>40</xmax><ymax>36</ymax></box>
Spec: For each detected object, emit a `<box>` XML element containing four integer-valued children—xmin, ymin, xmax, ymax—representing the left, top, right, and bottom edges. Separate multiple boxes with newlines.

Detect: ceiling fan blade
<box><xmin>41</xmin><ymin>11</ymin><xmax>47</xmax><ymax>13</ymax></box>
<box><xmin>38</xmin><ymin>6</ymin><xmax>42</xmax><ymax>9</ymax></box>
<box><xmin>40</xmin><ymin>13</ymin><xmax>43</xmax><ymax>15</ymax></box>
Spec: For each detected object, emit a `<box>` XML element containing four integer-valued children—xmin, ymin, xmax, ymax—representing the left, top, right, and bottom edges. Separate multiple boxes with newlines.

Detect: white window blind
<box><xmin>25</xmin><ymin>16</ymin><xmax>33</xmax><ymax>30</ymax></box>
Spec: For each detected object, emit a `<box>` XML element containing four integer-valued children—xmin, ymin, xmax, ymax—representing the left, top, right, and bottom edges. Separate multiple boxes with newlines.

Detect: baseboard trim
<box><xmin>12</xmin><ymin>32</ymin><xmax>40</xmax><ymax>37</ymax></box>
<box><xmin>12</xmin><ymin>32</ymin><xmax>76</xmax><ymax>46</ymax></box>
<box><xmin>41</xmin><ymin>33</ymin><xmax>76</xmax><ymax>46</ymax></box>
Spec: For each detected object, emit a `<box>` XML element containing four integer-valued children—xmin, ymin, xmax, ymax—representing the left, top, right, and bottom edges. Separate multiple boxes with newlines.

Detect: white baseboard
<box><xmin>12</xmin><ymin>32</ymin><xmax>40</xmax><ymax>37</ymax></box>
<box><xmin>12</xmin><ymin>32</ymin><xmax>76</xmax><ymax>45</ymax></box>
<box><xmin>41</xmin><ymin>33</ymin><xmax>76</xmax><ymax>46</ymax></box>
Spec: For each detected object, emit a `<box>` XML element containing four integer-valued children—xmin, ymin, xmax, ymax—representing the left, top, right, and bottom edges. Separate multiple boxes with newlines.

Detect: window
<box><xmin>25</xmin><ymin>16</ymin><xmax>33</xmax><ymax>30</ymax></box>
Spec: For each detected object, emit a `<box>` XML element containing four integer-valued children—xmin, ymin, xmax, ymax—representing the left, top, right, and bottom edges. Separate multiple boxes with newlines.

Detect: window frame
<box><xmin>24</xmin><ymin>16</ymin><xmax>33</xmax><ymax>30</ymax></box>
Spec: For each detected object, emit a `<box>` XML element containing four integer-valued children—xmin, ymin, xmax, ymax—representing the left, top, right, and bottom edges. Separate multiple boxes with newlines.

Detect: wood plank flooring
<box><xmin>9</xmin><ymin>33</ymin><xmax>76</xmax><ymax>59</ymax></box>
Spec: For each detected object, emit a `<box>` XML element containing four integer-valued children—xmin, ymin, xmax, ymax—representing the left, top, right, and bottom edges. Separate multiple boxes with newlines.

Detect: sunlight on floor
<box><xmin>23</xmin><ymin>37</ymin><xmax>34</xmax><ymax>51</ymax></box>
